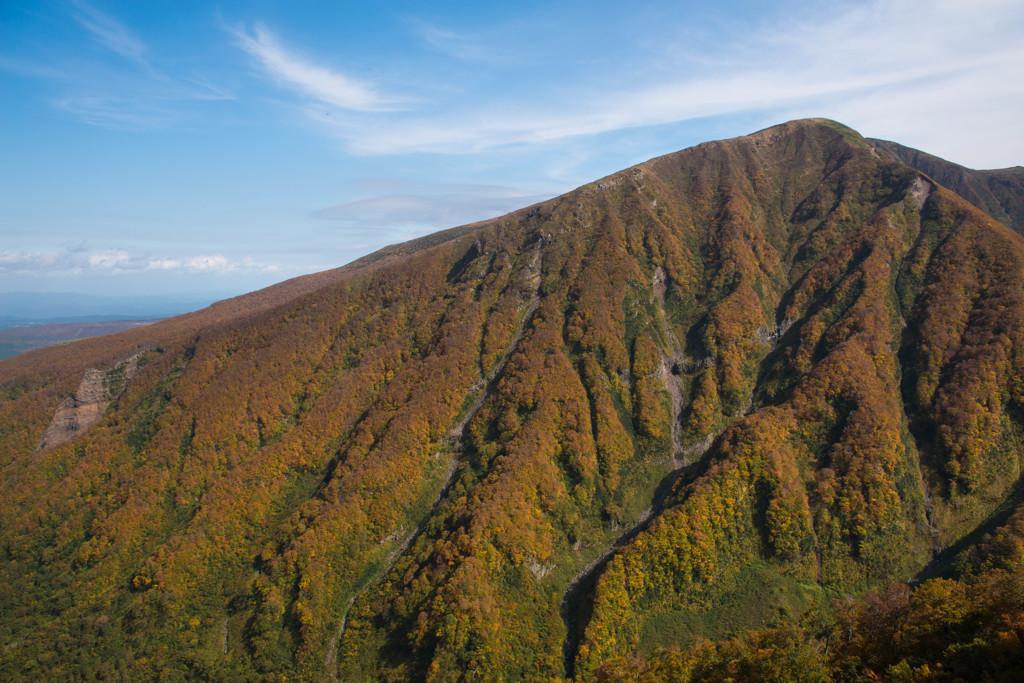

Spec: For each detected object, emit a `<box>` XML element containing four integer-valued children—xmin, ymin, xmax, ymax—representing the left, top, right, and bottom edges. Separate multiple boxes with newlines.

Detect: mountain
<box><xmin>2</xmin><ymin>119</ymin><xmax>1023</xmax><ymax>681</ymax></box>
<box><xmin>868</xmin><ymin>138</ymin><xmax>1024</xmax><ymax>234</ymax></box>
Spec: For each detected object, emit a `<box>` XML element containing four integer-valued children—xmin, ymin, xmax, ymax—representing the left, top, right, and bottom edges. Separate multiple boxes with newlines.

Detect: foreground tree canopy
<box><xmin>2</xmin><ymin>119</ymin><xmax>1023</xmax><ymax>681</ymax></box>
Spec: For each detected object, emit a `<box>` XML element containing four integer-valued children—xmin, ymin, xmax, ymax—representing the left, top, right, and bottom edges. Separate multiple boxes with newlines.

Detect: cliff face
<box><xmin>1</xmin><ymin>119</ymin><xmax>1023</xmax><ymax>681</ymax></box>
<box><xmin>37</xmin><ymin>368</ymin><xmax>111</xmax><ymax>450</ymax></box>
<box><xmin>36</xmin><ymin>353</ymin><xmax>145</xmax><ymax>450</ymax></box>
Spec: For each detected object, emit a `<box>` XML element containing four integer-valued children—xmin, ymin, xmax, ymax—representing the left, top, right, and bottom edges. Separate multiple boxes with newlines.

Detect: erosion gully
<box><xmin>560</xmin><ymin>268</ymin><xmax>707</xmax><ymax>679</ymax></box>
<box><xmin>323</xmin><ymin>249</ymin><xmax>541</xmax><ymax>676</ymax></box>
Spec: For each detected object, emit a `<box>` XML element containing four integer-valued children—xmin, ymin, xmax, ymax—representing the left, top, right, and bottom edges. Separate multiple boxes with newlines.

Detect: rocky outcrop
<box><xmin>37</xmin><ymin>352</ymin><xmax>146</xmax><ymax>450</ymax></box>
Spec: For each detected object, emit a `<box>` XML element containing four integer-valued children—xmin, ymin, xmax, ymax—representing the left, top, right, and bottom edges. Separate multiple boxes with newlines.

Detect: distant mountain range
<box><xmin>0</xmin><ymin>292</ymin><xmax>223</xmax><ymax>328</ymax></box>
<box><xmin>0</xmin><ymin>320</ymin><xmax>164</xmax><ymax>361</ymax></box>
<box><xmin>0</xmin><ymin>292</ymin><xmax>226</xmax><ymax>360</ymax></box>
<box><xmin>1</xmin><ymin>119</ymin><xmax>1022</xmax><ymax>681</ymax></box>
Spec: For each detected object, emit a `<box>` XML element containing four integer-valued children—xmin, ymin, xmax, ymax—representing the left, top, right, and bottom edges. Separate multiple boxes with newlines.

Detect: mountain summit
<box><xmin>2</xmin><ymin>119</ymin><xmax>1023</xmax><ymax>680</ymax></box>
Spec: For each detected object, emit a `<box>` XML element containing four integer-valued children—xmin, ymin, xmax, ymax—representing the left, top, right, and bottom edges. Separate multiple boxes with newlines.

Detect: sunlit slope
<box><xmin>1</xmin><ymin>119</ymin><xmax>1022</xmax><ymax>681</ymax></box>
<box><xmin>870</xmin><ymin>137</ymin><xmax>1024</xmax><ymax>234</ymax></box>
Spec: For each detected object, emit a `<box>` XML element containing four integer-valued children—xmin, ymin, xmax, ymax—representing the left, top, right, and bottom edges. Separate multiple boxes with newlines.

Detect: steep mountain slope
<box><xmin>1</xmin><ymin>119</ymin><xmax>1023</xmax><ymax>681</ymax></box>
<box><xmin>869</xmin><ymin>138</ymin><xmax>1024</xmax><ymax>234</ymax></box>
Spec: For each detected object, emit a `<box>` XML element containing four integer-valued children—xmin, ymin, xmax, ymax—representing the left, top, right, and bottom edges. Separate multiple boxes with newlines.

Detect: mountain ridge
<box><xmin>868</xmin><ymin>137</ymin><xmax>1024</xmax><ymax>233</ymax></box>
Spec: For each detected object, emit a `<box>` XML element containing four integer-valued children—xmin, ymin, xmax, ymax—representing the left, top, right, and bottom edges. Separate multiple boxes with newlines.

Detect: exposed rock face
<box><xmin>37</xmin><ymin>352</ymin><xmax>144</xmax><ymax>450</ymax></box>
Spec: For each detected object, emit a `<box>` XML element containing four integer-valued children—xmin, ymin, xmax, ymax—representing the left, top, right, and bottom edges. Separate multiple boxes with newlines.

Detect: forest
<box><xmin>1</xmin><ymin>119</ymin><xmax>1022</xmax><ymax>681</ymax></box>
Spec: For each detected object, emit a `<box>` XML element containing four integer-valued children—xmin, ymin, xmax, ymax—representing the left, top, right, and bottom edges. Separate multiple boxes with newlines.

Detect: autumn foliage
<box><xmin>1</xmin><ymin>119</ymin><xmax>1023</xmax><ymax>681</ymax></box>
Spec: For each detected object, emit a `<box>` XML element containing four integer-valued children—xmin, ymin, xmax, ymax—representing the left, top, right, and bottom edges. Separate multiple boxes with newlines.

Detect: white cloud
<box><xmin>0</xmin><ymin>250</ymin><xmax>64</xmax><ymax>270</ymax></box>
<box><xmin>88</xmin><ymin>249</ymin><xmax>133</xmax><ymax>268</ymax></box>
<box><xmin>146</xmin><ymin>259</ymin><xmax>182</xmax><ymax>270</ymax></box>
<box><xmin>186</xmin><ymin>254</ymin><xmax>230</xmax><ymax>271</ymax></box>
<box><xmin>0</xmin><ymin>247</ymin><xmax>275</xmax><ymax>276</ymax></box>
<box><xmin>241</xmin><ymin>255</ymin><xmax>276</xmax><ymax>271</ymax></box>
<box><xmin>233</xmin><ymin>23</ymin><xmax>390</xmax><ymax>112</ymax></box>
<box><xmin>70</xmin><ymin>0</ymin><xmax>147</xmax><ymax>63</ymax></box>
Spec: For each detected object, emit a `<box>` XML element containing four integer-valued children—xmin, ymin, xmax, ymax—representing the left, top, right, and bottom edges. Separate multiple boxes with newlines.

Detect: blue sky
<box><xmin>2</xmin><ymin>0</ymin><xmax>1022</xmax><ymax>302</ymax></box>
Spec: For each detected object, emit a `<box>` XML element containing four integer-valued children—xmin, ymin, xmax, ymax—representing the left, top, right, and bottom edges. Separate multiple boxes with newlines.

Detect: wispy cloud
<box><xmin>313</xmin><ymin>181</ymin><xmax>554</xmax><ymax>231</ymax></box>
<box><xmin>0</xmin><ymin>246</ymin><xmax>276</xmax><ymax>276</ymax></box>
<box><xmin>0</xmin><ymin>57</ymin><xmax>69</xmax><ymax>81</ymax></box>
<box><xmin>408</xmin><ymin>20</ymin><xmax>509</xmax><ymax>63</ymax></box>
<box><xmin>233</xmin><ymin>23</ymin><xmax>391</xmax><ymax>111</ymax></box>
<box><xmin>306</xmin><ymin>0</ymin><xmax>1022</xmax><ymax>166</ymax></box>
<box><xmin>51</xmin><ymin>94</ymin><xmax>179</xmax><ymax>129</ymax></box>
<box><xmin>70</xmin><ymin>0</ymin><xmax>147</xmax><ymax>63</ymax></box>
<box><xmin>47</xmin><ymin>70</ymin><xmax>235</xmax><ymax>130</ymax></box>
<box><xmin>0</xmin><ymin>2</ymin><xmax>234</xmax><ymax>130</ymax></box>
